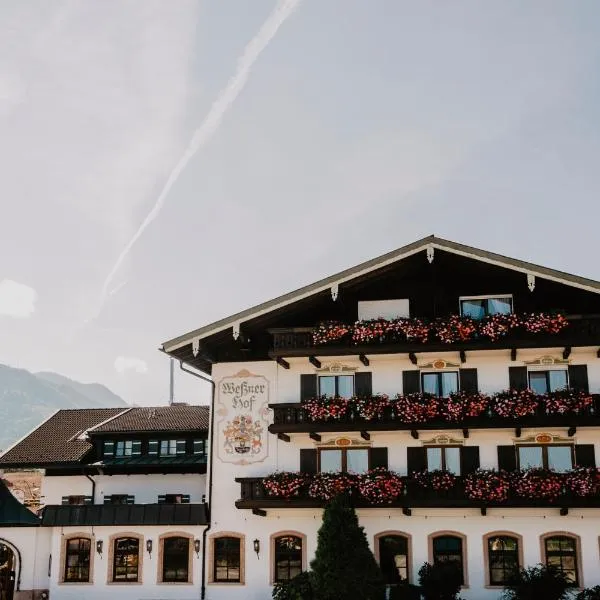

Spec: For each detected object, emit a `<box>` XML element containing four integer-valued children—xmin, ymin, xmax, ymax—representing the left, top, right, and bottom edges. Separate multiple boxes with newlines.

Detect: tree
<box><xmin>418</xmin><ymin>562</ymin><xmax>462</xmax><ymax>600</ymax></box>
<box><xmin>310</xmin><ymin>494</ymin><xmax>385</xmax><ymax>600</ymax></box>
<box><xmin>502</xmin><ymin>564</ymin><xmax>571</xmax><ymax>600</ymax></box>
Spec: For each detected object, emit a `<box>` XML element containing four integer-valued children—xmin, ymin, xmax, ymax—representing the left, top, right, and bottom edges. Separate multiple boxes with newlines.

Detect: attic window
<box><xmin>358</xmin><ymin>299</ymin><xmax>410</xmax><ymax>321</ymax></box>
<box><xmin>460</xmin><ymin>295</ymin><xmax>512</xmax><ymax>319</ymax></box>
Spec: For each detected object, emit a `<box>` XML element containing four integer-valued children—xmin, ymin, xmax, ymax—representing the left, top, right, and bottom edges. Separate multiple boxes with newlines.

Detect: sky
<box><xmin>0</xmin><ymin>0</ymin><xmax>599</xmax><ymax>407</ymax></box>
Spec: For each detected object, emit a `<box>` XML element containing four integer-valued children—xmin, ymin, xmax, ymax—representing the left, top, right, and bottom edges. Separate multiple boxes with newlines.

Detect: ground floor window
<box><xmin>64</xmin><ymin>537</ymin><xmax>91</xmax><ymax>582</ymax></box>
<box><xmin>274</xmin><ymin>535</ymin><xmax>303</xmax><ymax>583</ymax></box>
<box><xmin>213</xmin><ymin>536</ymin><xmax>241</xmax><ymax>583</ymax></box>
<box><xmin>112</xmin><ymin>537</ymin><xmax>140</xmax><ymax>582</ymax></box>
<box><xmin>431</xmin><ymin>534</ymin><xmax>465</xmax><ymax>585</ymax></box>
<box><xmin>487</xmin><ymin>535</ymin><xmax>519</xmax><ymax>586</ymax></box>
<box><xmin>543</xmin><ymin>535</ymin><xmax>579</xmax><ymax>586</ymax></box>
<box><xmin>378</xmin><ymin>534</ymin><xmax>409</xmax><ymax>584</ymax></box>
<box><xmin>162</xmin><ymin>537</ymin><xmax>190</xmax><ymax>583</ymax></box>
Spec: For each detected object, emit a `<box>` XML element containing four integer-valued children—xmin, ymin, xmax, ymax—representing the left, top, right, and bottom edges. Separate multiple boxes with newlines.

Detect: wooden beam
<box><xmin>277</xmin><ymin>433</ymin><xmax>291</xmax><ymax>443</ymax></box>
<box><xmin>459</xmin><ymin>350</ymin><xmax>467</xmax><ymax>364</ymax></box>
<box><xmin>359</xmin><ymin>354</ymin><xmax>370</xmax><ymax>367</ymax></box>
<box><xmin>515</xmin><ymin>427</ymin><xmax>522</xmax><ymax>438</ymax></box>
<box><xmin>560</xmin><ymin>507</ymin><xmax>569</xmax><ymax>516</ymax></box>
<box><xmin>360</xmin><ymin>431</ymin><xmax>370</xmax><ymax>441</ymax></box>
<box><xmin>402</xmin><ymin>507</ymin><xmax>412</xmax><ymax>517</ymax></box>
<box><xmin>511</xmin><ymin>348</ymin><xmax>517</xmax><ymax>362</ymax></box>
<box><xmin>309</xmin><ymin>356</ymin><xmax>321</xmax><ymax>369</ymax></box>
<box><xmin>410</xmin><ymin>429</ymin><xmax>419</xmax><ymax>440</ymax></box>
<box><xmin>252</xmin><ymin>508</ymin><xmax>267</xmax><ymax>517</ymax></box>
<box><xmin>462</xmin><ymin>428</ymin><xmax>469</xmax><ymax>439</ymax></box>
<box><xmin>480</xmin><ymin>507</ymin><xmax>487</xmax><ymax>516</ymax></box>
<box><xmin>568</xmin><ymin>426</ymin><xmax>577</xmax><ymax>437</ymax></box>
<box><xmin>563</xmin><ymin>346</ymin><xmax>572</xmax><ymax>360</ymax></box>
<box><xmin>276</xmin><ymin>357</ymin><xmax>290</xmax><ymax>370</ymax></box>
<box><xmin>309</xmin><ymin>432</ymin><xmax>321</xmax><ymax>442</ymax></box>
<box><xmin>408</xmin><ymin>352</ymin><xmax>417</xmax><ymax>365</ymax></box>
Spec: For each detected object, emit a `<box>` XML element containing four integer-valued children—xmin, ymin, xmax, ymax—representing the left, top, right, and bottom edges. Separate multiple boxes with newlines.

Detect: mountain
<box><xmin>0</xmin><ymin>365</ymin><xmax>127</xmax><ymax>452</ymax></box>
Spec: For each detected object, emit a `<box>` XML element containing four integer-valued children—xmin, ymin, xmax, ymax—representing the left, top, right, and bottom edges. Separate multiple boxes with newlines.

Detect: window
<box><xmin>517</xmin><ymin>445</ymin><xmax>573</xmax><ymax>472</ymax></box>
<box><xmin>426</xmin><ymin>447</ymin><xmax>461</xmax><ymax>475</ymax></box>
<box><xmin>162</xmin><ymin>537</ymin><xmax>190</xmax><ymax>583</ymax></box>
<box><xmin>158</xmin><ymin>494</ymin><xmax>190</xmax><ymax>504</ymax></box>
<box><xmin>460</xmin><ymin>296</ymin><xmax>512</xmax><ymax>319</ymax></box>
<box><xmin>432</xmin><ymin>535</ymin><xmax>465</xmax><ymax>585</ymax></box>
<box><xmin>378</xmin><ymin>535</ymin><xmax>409</xmax><ymax>584</ymax></box>
<box><xmin>487</xmin><ymin>536</ymin><xmax>519</xmax><ymax>586</ymax></box>
<box><xmin>62</xmin><ymin>496</ymin><xmax>91</xmax><ymax>506</ymax></box>
<box><xmin>528</xmin><ymin>370</ymin><xmax>568</xmax><ymax>394</ymax></box>
<box><xmin>544</xmin><ymin>536</ymin><xmax>579</xmax><ymax>586</ymax></box>
<box><xmin>115</xmin><ymin>440</ymin><xmax>141</xmax><ymax>457</ymax></box>
<box><xmin>318</xmin><ymin>375</ymin><xmax>354</xmax><ymax>399</ymax></box>
<box><xmin>274</xmin><ymin>535</ymin><xmax>303</xmax><ymax>583</ymax></box>
<box><xmin>103</xmin><ymin>441</ymin><xmax>114</xmax><ymax>457</ymax></box>
<box><xmin>113</xmin><ymin>538</ymin><xmax>140</xmax><ymax>582</ymax></box>
<box><xmin>64</xmin><ymin>538</ymin><xmax>91</xmax><ymax>583</ymax></box>
<box><xmin>104</xmin><ymin>495</ymin><xmax>134</xmax><ymax>505</ymax></box>
<box><xmin>160</xmin><ymin>440</ymin><xmax>186</xmax><ymax>456</ymax></box>
<box><xmin>214</xmin><ymin>537</ymin><xmax>241</xmax><ymax>583</ymax></box>
<box><xmin>422</xmin><ymin>372</ymin><xmax>459</xmax><ymax>397</ymax></box>
<box><xmin>319</xmin><ymin>448</ymin><xmax>370</xmax><ymax>474</ymax></box>
<box><xmin>193</xmin><ymin>439</ymin><xmax>206</xmax><ymax>455</ymax></box>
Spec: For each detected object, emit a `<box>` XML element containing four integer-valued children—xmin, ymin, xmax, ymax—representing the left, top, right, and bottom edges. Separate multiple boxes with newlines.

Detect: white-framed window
<box><xmin>421</xmin><ymin>371</ymin><xmax>459</xmax><ymax>397</ymax></box>
<box><xmin>426</xmin><ymin>446</ymin><xmax>461</xmax><ymax>475</ymax></box>
<box><xmin>115</xmin><ymin>440</ymin><xmax>141</xmax><ymax>457</ymax></box>
<box><xmin>459</xmin><ymin>295</ymin><xmax>513</xmax><ymax>319</ymax></box>
<box><xmin>318</xmin><ymin>374</ymin><xmax>354</xmax><ymax>398</ymax></box>
<box><xmin>528</xmin><ymin>369</ymin><xmax>568</xmax><ymax>394</ymax></box>
<box><xmin>160</xmin><ymin>440</ymin><xmax>186</xmax><ymax>456</ymax></box>
<box><xmin>517</xmin><ymin>444</ymin><xmax>573</xmax><ymax>472</ymax></box>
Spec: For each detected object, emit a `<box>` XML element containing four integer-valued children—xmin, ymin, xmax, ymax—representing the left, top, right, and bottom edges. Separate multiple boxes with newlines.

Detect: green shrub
<box><xmin>502</xmin><ymin>564</ymin><xmax>571</xmax><ymax>600</ymax></box>
<box><xmin>418</xmin><ymin>562</ymin><xmax>462</xmax><ymax>600</ymax></box>
<box><xmin>389</xmin><ymin>582</ymin><xmax>423</xmax><ymax>600</ymax></box>
<box><xmin>272</xmin><ymin>571</ymin><xmax>314</xmax><ymax>600</ymax></box>
<box><xmin>575</xmin><ymin>587</ymin><xmax>600</xmax><ymax>600</ymax></box>
<box><xmin>310</xmin><ymin>494</ymin><xmax>385</xmax><ymax>600</ymax></box>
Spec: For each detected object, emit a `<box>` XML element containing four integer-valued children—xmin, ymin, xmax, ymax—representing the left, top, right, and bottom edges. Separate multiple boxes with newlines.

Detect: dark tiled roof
<box><xmin>90</xmin><ymin>405</ymin><xmax>209</xmax><ymax>433</ymax></box>
<box><xmin>41</xmin><ymin>503</ymin><xmax>208</xmax><ymax>526</ymax></box>
<box><xmin>0</xmin><ymin>408</ymin><xmax>125</xmax><ymax>467</ymax></box>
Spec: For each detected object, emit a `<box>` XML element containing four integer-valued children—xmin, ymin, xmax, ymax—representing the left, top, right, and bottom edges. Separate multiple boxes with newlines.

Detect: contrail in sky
<box><xmin>90</xmin><ymin>0</ymin><xmax>301</xmax><ymax>321</ymax></box>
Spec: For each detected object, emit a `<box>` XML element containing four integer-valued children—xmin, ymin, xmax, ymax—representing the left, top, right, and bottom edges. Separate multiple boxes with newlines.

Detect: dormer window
<box><xmin>460</xmin><ymin>295</ymin><xmax>512</xmax><ymax>320</ymax></box>
<box><xmin>160</xmin><ymin>440</ymin><xmax>186</xmax><ymax>456</ymax></box>
<box><xmin>115</xmin><ymin>440</ymin><xmax>142</xmax><ymax>457</ymax></box>
<box><xmin>318</xmin><ymin>375</ymin><xmax>354</xmax><ymax>399</ymax></box>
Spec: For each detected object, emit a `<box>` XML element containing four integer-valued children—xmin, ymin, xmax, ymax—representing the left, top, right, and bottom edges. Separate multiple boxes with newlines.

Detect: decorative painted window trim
<box><xmin>208</xmin><ymin>532</ymin><xmax>245</xmax><ymax>586</ymax></box>
<box><xmin>374</xmin><ymin>531</ymin><xmax>413</xmax><ymax>584</ymax></box>
<box><xmin>107</xmin><ymin>532</ymin><xmax>144</xmax><ymax>585</ymax></box>
<box><xmin>269</xmin><ymin>531</ymin><xmax>307</xmax><ymax>585</ymax></box>
<box><xmin>539</xmin><ymin>531</ymin><xmax>583</xmax><ymax>589</ymax></box>
<box><xmin>427</xmin><ymin>531</ymin><xmax>469</xmax><ymax>588</ymax></box>
<box><xmin>58</xmin><ymin>533</ymin><xmax>95</xmax><ymax>585</ymax></box>
<box><xmin>157</xmin><ymin>532</ymin><xmax>194</xmax><ymax>585</ymax></box>
<box><xmin>482</xmin><ymin>531</ymin><xmax>523</xmax><ymax>588</ymax></box>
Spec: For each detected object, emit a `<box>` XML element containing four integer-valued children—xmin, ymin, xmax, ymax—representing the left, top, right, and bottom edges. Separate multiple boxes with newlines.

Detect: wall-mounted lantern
<box><xmin>96</xmin><ymin>540</ymin><xmax>103</xmax><ymax>555</ymax></box>
<box><xmin>194</xmin><ymin>539</ymin><xmax>201</xmax><ymax>557</ymax></box>
<box><xmin>146</xmin><ymin>539</ymin><xmax>153</xmax><ymax>556</ymax></box>
<box><xmin>253</xmin><ymin>539</ymin><xmax>260</xmax><ymax>558</ymax></box>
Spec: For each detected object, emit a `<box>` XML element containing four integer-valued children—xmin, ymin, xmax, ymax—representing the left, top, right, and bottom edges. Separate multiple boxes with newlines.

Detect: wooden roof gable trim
<box><xmin>0</xmin><ymin>409</ymin><xmax>61</xmax><ymax>460</ymax></box>
<box><xmin>162</xmin><ymin>235</ymin><xmax>600</xmax><ymax>353</ymax></box>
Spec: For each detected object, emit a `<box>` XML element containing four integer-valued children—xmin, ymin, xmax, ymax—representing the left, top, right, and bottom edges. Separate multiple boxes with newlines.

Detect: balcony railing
<box><xmin>269</xmin><ymin>315</ymin><xmax>600</xmax><ymax>356</ymax></box>
<box><xmin>269</xmin><ymin>395</ymin><xmax>600</xmax><ymax>436</ymax></box>
<box><xmin>235</xmin><ymin>477</ymin><xmax>598</xmax><ymax>514</ymax></box>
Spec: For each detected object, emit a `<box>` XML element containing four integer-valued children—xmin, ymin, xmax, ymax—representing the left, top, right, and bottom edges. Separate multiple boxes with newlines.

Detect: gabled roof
<box><xmin>0</xmin><ymin>478</ymin><xmax>40</xmax><ymax>526</ymax></box>
<box><xmin>162</xmin><ymin>235</ymin><xmax>600</xmax><ymax>353</ymax></box>
<box><xmin>0</xmin><ymin>408</ymin><xmax>126</xmax><ymax>467</ymax></box>
<box><xmin>89</xmin><ymin>405</ymin><xmax>209</xmax><ymax>434</ymax></box>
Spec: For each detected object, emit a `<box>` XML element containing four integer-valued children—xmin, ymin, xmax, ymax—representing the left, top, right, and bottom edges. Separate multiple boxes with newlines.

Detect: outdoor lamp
<box><xmin>146</xmin><ymin>539</ymin><xmax>153</xmax><ymax>556</ymax></box>
<box><xmin>194</xmin><ymin>539</ymin><xmax>201</xmax><ymax>557</ymax></box>
<box><xmin>253</xmin><ymin>539</ymin><xmax>260</xmax><ymax>558</ymax></box>
<box><xmin>96</xmin><ymin>540</ymin><xmax>103</xmax><ymax>555</ymax></box>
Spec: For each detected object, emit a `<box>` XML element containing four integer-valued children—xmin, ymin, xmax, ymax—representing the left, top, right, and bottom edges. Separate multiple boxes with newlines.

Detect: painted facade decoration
<box><xmin>217</xmin><ymin>370</ymin><xmax>270</xmax><ymax>465</ymax></box>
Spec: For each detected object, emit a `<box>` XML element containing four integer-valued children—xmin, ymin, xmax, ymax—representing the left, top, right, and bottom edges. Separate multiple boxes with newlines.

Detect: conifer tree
<box><xmin>310</xmin><ymin>494</ymin><xmax>386</xmax><ymax>600</ymax></box>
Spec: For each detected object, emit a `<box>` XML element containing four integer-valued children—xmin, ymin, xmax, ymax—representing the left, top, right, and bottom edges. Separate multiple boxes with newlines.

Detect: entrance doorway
<box><xmin>0</xmin><ymin>543</ymin><xmax>15</xmax><ymax>600</ymax></box>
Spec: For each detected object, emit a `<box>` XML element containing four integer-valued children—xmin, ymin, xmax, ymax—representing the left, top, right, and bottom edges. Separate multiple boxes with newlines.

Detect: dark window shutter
<box><xmin>61</xmin><ymin>497</ymin><xmax>69</xmax><ymax>505</ymax></box>
<box><xmin>181</xmin><ymin>495</ymin><xmax>191</xmax><ymax>504</ymax></box>
<box><xmin>403</xmin><ymin>370</ymin><xmax>421</xmax><ymax>395</ymax></box>
<box><xmin>509</xmin><ymin>366</ymin><xmax>528</xmax><ymax>391</ymax></box>
<box><xmin>460</xmin><ymin>446</ymin><xmax>480</xmax><ymax>475</ymax></box>
<box><xmin>575</xmin><ymin>445</ymin><xmax>596</xmax><ymax>468</ymax></box>
<box><xmin>459</xmin><ymin>369</ymin><xmax>478</xmax><ymax>393</ymax></box>
<box><xmin>370</xmin><ymin>447</ymin><xmax>388</xmax><ymax>470</ymax></box>
<box><xmin>497</xmin><ymin>446</ymin><xmax>517</xmax><ymax>472</ymax></box>
<box><xmin>300</xmin><ymin>449</ymin><xmax>318</xmax><ymax>474</ymax></box>
<box><xmin>157</xmin><ymin>495</ymin><xmax>167</xmax><ymax>504</ymax></box>
<box><xmin>355</xmin><ymin>372</ymin><xmax>373</xmax><ymax>397</ymax></box>
<box><xmin>568</xmin><ymin>365</ymin><xmax>589</xmax><ymax>393</ymax></box>
<box><xmin>407</xmin><ymin>447</ymin><xmax>427</xmax><ymax>474</ymax></box>
<box><xmin>126</xmin><ymin>496</ymin><xmax>135</xmax><ymax>505</ymax></box>
<box><xmin>300</xmin><ymin>374</ymin><xmax>318</xmax><ymax>401</ymax></box>
<box><xmin>83</xmin><ymin>496</ymin><xmax>93</xmax><ymax>505</ymax></box>
<box><xmin>103</xmin><ymin>496</ymin><xmax>112</xmax><ymax>505</ymax></box>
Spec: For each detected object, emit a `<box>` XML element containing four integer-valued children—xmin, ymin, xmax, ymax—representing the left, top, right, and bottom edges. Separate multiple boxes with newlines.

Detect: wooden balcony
<box><xmin>235</xmin><ymin>477</ymin><xmax>599</xmax><ymax>515</ymax></box>
<box><xmin>268</xmin><ymin>315</ymin><xmax>600</xmax><ymax>358</ymax></box>
<box><xmin>269</xmin><ymin>396</ymin><xmax>600</xmax><ymax>438</ymax></box>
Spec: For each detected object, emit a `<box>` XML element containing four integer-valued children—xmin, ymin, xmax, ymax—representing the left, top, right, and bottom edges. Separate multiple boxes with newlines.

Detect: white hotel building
<box><xmin>2</xmin><ymin>235</ymin><xmax>600</xmax><ymax>599</ymax></box>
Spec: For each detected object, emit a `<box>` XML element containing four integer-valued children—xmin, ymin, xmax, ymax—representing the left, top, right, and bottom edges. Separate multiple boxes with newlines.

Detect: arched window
<box><xmin>162</xmin><ymin>537</ymin><xmax>190</xmax><ymax>583</ymax></box>
<box><xmin>431</xmin><ymin>535</ymin><xmax>465</xmax><ymax>585</ymax></box>
<box><xmin>378</xmin><ymin>535</ymin><xmax>409</xmax><ymax>584</ymax></box>
<box><xmin>274</xmin><ymin>535</ymin><xmax>303</xmax><ymax>583</ymax></box>
<box><xmin>487</xmin><ymin>535</ymin><xmax>519</xmax><ymax>586</ymax></box>
<box><xmin>213</xmin><ymin>536</ymin><xmax>241</xmax><ymax>583</ymax></box>
<box><xmin>113</xmin><ymin>537</ymin><xmax>140</xmax><ymax>582</ymax></box>
<box><xmin>543</xmin><ymin>535</ymin><xmax>579</xmax><ymax>586</ymax></box>
<box><xmin>64</xmin><ymin>537</ymin><xmax>91</xmax><ymax>582</ymax></box>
